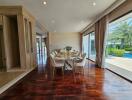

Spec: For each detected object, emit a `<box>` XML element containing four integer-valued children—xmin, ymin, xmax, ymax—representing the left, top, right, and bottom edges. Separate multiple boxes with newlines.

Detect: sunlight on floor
<box><xmin>106</xmin><ymin>57</ymin><xmax>132</xmax><ymax>72</ymax></box>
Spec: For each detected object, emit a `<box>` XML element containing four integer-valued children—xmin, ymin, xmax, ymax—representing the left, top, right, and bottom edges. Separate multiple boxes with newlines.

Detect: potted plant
<box><xmin>65</xmin><ymin>46</ymin><xmax>72</xmax><ymax>56</ymax></box>
<box><xmin>65</xmin><ymin>46</ymin><xmax>72</xmax><ymax>51</ymax></box>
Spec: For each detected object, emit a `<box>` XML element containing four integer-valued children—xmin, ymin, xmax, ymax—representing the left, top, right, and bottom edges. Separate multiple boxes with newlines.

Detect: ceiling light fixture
<box><xmin>43</xmin><ymin>1</ymin><xmax>47</xmax><ymax>5</ymax></box>
<box><xmin>93</xmin><ymin>2</ymin><xmax>96</xmax><ymax>6</ymax></box>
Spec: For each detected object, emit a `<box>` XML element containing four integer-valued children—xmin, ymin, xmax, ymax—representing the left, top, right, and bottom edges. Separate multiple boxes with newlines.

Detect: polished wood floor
<box><xmin>0</xmin><ymin>59</ymin><xmax>132</xmax><ymax>100</ymax></box>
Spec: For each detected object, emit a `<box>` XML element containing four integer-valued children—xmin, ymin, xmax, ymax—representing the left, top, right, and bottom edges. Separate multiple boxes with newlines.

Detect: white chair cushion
<box><xmin>55</xmin><ymin>62</ymin><xmax>64</xmax><ymax>67</ymax></box>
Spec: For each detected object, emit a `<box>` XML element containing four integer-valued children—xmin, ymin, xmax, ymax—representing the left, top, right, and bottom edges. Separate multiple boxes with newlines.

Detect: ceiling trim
<box><xmin>81</xmin><ymin>0</ymin><xmax>126</xmax><ymax>33</ymax></box>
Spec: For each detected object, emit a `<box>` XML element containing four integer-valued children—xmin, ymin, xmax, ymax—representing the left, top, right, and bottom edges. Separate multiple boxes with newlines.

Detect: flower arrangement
<box><xmin>65</xmin><ymin>46</ymin><xmax>72</xmax><ymax>51</ymax></box>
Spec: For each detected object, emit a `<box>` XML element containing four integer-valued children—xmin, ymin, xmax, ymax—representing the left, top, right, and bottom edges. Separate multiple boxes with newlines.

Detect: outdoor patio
<box><xmin>105</xmin><ymin>56</ymin><xmax>132</xmax><ymax>72</ymax></box>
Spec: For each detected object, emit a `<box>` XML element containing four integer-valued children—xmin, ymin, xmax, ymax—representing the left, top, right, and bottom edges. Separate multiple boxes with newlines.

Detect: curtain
<box><xmin>95</xmin><ymin>16</ymin><xmax>107</xmax><ymax>67</ymax></box>
<box><xmin>80</xmin><ymin>33</ymin><xmax>83</xmax><ymax>52</ymax></box>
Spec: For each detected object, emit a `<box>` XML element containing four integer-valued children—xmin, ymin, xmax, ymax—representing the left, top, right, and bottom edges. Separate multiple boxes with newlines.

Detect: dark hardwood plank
<box><xmin>0</xmin><ymin>59</ymin><xmax>132</xmax><ymax>100</ymax></box>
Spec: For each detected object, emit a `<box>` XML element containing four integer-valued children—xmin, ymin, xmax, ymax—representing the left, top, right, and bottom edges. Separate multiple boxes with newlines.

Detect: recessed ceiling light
<box><xmin>43</xmin><ymin>1</ymin><xmax>47</xmax><ymax>5</ymax></box>
<box><xmin>93</xmin><ymin>2</ymin><xmax>96</xmax><ymax>6</ymax></box>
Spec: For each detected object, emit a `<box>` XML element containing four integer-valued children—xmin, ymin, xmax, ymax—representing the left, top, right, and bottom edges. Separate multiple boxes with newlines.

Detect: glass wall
<box><xmin>89</xmin><ymin>32</ymin><xmax>96</xmax><ymax>61</ymax></box>
<box><xmin>105</xmin><ymin>12</ymin><xmax>132</xmax><ymax>80</ymax></box>
<box><xmin>36</xmin><ymin>35</ymin><xmax>47</xmax><ymax>65</ymax></box>
<box><xmin>82</xmin><ymin>35</ymin><xmax>89</xmax><ymax>58</ymax></box>
<box><xmin>82</xmin><ymin>32</ymin><xmax>96</xmax><ymax>61</ymax></box>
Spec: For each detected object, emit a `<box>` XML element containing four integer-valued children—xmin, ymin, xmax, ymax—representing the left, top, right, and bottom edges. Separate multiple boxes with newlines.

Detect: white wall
<box><xmin>49</xmin><ymin>32</ymin><xmax>80</xmax><ymax>51</ymax></box>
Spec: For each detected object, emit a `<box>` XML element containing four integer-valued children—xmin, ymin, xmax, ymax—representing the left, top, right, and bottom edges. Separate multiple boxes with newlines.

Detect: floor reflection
<box><xmin>37</xmin><ymin>53</ymin><xmax>47</xmax><ymax>73</ymax></box>
<box><xmin>1</xmin><ymin>60</ymin><xmax>132</xmax><ymax>100</ymax></box>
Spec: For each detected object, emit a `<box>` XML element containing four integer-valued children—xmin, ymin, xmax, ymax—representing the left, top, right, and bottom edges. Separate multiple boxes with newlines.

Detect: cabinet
<box><xmin>0</xmin><ymin>16</ymin><xmax>2</xmax><ymax>25</ymax></box>
<box><xmin>0</xmin><ymin>6</ymin><xmax>37</xmax><ymax>71</ymax></box>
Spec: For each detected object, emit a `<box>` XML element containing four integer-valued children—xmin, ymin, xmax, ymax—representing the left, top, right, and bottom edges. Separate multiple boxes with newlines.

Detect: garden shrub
<box><xmin>107</xmin><ymin>48</ymin><xmax>114</xmax><ymax>55</ymax></box>
<box><xmin>112</xmin><ymin>49</ymin><xmax>125</xmax><ymax>57</ymax></box>
<box><xmin>125</xmin><ymin>48</ymin><xmax>132</xmax><ymax>51</ymax></box>
<box><xmin>124</xmin><ymin>45</ymin><xmax>130</xmax><ymax>48</ymax></box>
<box><xmin>107</xmin><ymin>48</ymin><xmax>125</xmax><ymax>57</ymax></box>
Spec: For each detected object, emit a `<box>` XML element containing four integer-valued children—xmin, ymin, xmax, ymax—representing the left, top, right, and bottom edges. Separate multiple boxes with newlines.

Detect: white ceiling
<box><xmin>0</xmin><ymin>0</ymin><xmax>117</xmax><ymax>32</ymax></box>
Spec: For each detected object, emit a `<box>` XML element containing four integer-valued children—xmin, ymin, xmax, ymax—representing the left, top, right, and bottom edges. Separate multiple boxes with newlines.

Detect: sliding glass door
<box><xmin>105</xmin><ymin>12</ymin><xmax>132</xmax><ymax>80</ymax></box>
<box><xmin>36</xmin><ymin>35</ymin><xmax>47</xmax><ymax>65</ymax></box>
<box><xmin>82</xmin><ymin>35</ymin><xmax>89</xmax><ymax>58</ymax></box>
<box><xmin>82</xmin><ymin>32</ymin><xmax>96</xmax><ymax>61</ymax></box>
<box><xmin>89</xmin><ymin>32</ymin><xmax>96</xmax><ymax>61</ymax></box>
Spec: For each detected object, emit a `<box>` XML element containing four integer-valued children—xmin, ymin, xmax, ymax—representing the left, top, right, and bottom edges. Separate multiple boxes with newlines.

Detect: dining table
<box><xmin>55</xmin><ymin>51</ymin><xmax>81</xmax><ymax>70</ymax></box>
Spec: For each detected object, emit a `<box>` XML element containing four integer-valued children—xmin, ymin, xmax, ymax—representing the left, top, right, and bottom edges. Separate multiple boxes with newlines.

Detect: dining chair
<box><xmin>51</xmin><ymin>52</ymin><xmax>56</xmax><ymax>57</ymax></box>
<box><xmin>74</xmin><ymin>53</ymin><xmax>86</xmax><ymax>75</ymax></box>
<box><xmin>50</xmin><ymin>54</ymin><xmax>65</xmax><ymax>78</ymax></box>
<box><xmin>54</xmin><ymin>51</ymin><xmax>58</xmax><ymax>55</ymax></box>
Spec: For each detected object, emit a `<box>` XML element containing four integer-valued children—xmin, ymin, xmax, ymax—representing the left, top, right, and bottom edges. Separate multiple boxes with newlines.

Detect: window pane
<box><xmin>82</xmin><ymin>35</ymin><xmax>89</xmax><ymax>58</ymax></box>
<box><xmin>105</xmin><ymin>12</ymin><xmax>132</xmax><ymax>80</ymax></box>
<box><xmin>89</xmin><ymin>32</ymin><xmax>96</xmax><ymax>61</ymax></box>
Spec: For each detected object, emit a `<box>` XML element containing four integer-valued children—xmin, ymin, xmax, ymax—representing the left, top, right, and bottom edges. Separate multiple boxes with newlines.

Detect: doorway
<box><xmin>82</xmin><ymin>32</ymin><xmax>96</xmax><ymax>61</ymax></box>
<box><xmin>36</xmin><ymin>34</ymin><xmax>47</xmax><ymax>67</ymax></box>
<box><xmin>0</xmin><ymin>25</ymin><xmax>6</xmax><ymax>71</ymax></box>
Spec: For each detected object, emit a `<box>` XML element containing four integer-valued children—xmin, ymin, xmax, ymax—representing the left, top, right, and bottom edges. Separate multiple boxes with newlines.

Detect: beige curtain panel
<box><xmin>95</xmin><ymin>16</ymin><xmax>107</xmax><ymax>67</ymax></box>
